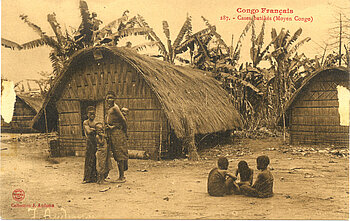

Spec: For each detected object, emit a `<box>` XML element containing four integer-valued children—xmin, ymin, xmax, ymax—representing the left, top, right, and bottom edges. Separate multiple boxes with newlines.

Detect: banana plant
<box><xmin>131</xmin><ymin>14</ymin><xmax>193</xmax><ymax>64</ymax></box>
<box><xmin>1</xmin><ymin>0</ymin><xmax>153</xmax><ymax>75</ymax></box>
<box><xmin>264</xmin><ymin>28</ymin><xmax>311</xmax><ymax>126</ymax></box>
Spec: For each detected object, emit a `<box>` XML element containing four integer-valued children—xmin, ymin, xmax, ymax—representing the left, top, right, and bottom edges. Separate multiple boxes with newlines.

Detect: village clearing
<box><xmin>0</xmin><ymin>133</ymin><xmax>349</xmax><ymax>219</ymax></box>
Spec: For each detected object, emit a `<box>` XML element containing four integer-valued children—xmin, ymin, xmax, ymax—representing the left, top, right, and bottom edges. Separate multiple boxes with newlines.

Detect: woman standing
<box><xmin>82</xmin><ymin>106</ymin><xmax>98</xmax><ymax>183</ymax></box>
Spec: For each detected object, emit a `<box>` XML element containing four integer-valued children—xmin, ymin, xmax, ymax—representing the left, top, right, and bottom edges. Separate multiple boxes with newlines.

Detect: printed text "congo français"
<box><xmin>237</xmin><ymin>8</ymin><xmax>294</xmax><ymax>15</ymax></box>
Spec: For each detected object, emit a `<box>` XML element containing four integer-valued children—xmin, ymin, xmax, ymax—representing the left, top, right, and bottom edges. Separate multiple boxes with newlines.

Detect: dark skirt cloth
<box><xmin>83</xmin><ymin>135</ymin><xmax>97</xmax><ymax>182</ymax></box>
<box><xmin>96</xmin><ymin>141</ymin><xmax>113</xmax><ymax>180</ymax></box>
<box><xmin>240</xmin><ymin>185</ymin><xmax>273</xmax><ymax>198</ymax></box>
<box><xmin>108</xmin><ymin>128</ymin><xmax>128</xmax><ymax>162</ymax></box>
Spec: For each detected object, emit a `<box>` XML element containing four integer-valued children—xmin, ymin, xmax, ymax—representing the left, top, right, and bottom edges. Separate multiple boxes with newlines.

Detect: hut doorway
<box><xmin>336</xmin><ymin>85</ymin><xmax>350</xmax><ymax>126</ymax></box>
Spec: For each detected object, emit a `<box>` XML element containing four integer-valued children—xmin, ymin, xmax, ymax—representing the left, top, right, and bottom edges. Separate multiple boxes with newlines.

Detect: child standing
<box><xmin>235</xmin><ymin>160</ymin><xmax>254</xmax><ymax>186</ymax></box>
<box><xmin>240</xmin><ymin>155</ymin><xmax>274</xmax><ymax>198</ymax></box>
<box><xmin>207</xmin><ymin>157</ymin><xmax>239</xmax><ymax>197</ymax></box>
<box><xmin>120</xmin><ymin>107</ymin><xmax>129</xmax><ymax>172</ymax></box>
<box><xmin>95</xmin><ymin>123</ymin><xmax>113</xmax><ymax>184</ymax></box>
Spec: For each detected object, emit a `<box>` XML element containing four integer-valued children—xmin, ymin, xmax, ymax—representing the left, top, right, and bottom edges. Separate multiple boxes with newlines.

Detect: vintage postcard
<box><xmin>1</xmin><ymin>0</ymin><xmax>349</xmax><ymax>219</ymax></box>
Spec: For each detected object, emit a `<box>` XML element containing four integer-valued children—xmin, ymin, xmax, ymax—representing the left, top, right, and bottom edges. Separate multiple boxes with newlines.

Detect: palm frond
<box><xmin>42</xmin><ymin>35</ymin><xmax>61</xmax><ymax>52</ymax></box>
<box><xmin>259</xmin><ymin>36</ymin><xmax>276</xmax><ymax>60</ymax></box>
<box><xmin>131</xmin><ymin>41</ymin><xmax>161</xmax><ymax>52</ymax></box>
<box><xmin>21</xmin><ymin>38</ymin><xmax>48</xmax><ymax>50</ymax></box>
<box><xmin>79</xmin><ymin>0</ymin><xmax>91</xmax><ymax>27</ymax></box>
<box><xmin>136</xmin><ymin>14</ymin><xmax>168</xmax><ymax>56</ymax></box>
<box><xmin>274</xmin><ymin>28</ymin><xmax>286</xmax><ymax>49</ymax></box>
<box><xmin>173</xmin><ymin>16</ymin><xmax>192</xmax><ymax>50</ymax></box>
<box><xmin>47</xmin><ymin>13</ymin><xmax>65</xmax><ymax>45</ymax></box>
<box><xmin>1</xmin><ymin>38</ymin><xmax>23</xmax><ymax>50</ymax></box>
<box><xmin>99</xmin><ymin>10</ymin><xmax>129</xmax><ymax>36</ymax></box>
<box><xmin>20</xmin><ymin>14</ymin><xmax>46</xmax><ymax>37</ymax></box>
<box><xmin>201</xmin><ymin>16</ymin><xmax>229</xmax><ymax>52</ymax></box>
<box><xmin>287</xmin><ymin>37</ymin><xmax>311</xmax><ymax>57</ymax></box>
<box><xmin>162</xmin><ymin>21</ymin><xmax>171</xmax><ymax>41</ymax></box>
<box><xmin>76</xmin><ymin>0</ymin><xmax>93</xmax><ymax>45</ymax></box>
<box><xmin>281</xmin><ymin>30</ymin><xmax>290</xmax><ymax>48</ymax></box>
<box><xmin>175</xmin><ymin>38</ymin><xmax>196</xmax><ymax>54</ymax></box>
<box><xmin>49</xmin><ymin>51</ymin><xmax>64</xmax><ymax>76</ymax></box>
<box><xmin>225</xmin><ymin>74</ymin><xmax>262</xmax><ymax>95</ymax></box>
<box><xmin>287</xmin><ymin>28</ymin><xmax>302</xmax><ymax>49</ymax></box>
<box><xmin>185</xmin><ymin>14</ymin><xmax>193</xmax><ymax>40</ymax></box>
<box><xmin>232</xmin><ymin>19</ymin><xmax>253</xmax><ymax>64</ymax></box>
<box><xmin>256</xmin><ymin>20</ymin><xmax>266</xmax><ymax>52</ymax></box>
<box><xmin>124</xmin><ymin>15</ymin><xmax>138</xmax><ymax>29</ymax></box>
<box><xmin>114</xmin><ymin>27</ymin><xmax>152</xmax><ymax>38</ymax></box>
<box><xmin>251</xmin><ymin>18</ymin><xmax>256</xmax><ymax>51</ymax></box>
<box><xmin>271</xmin><ymin>28</ymin><xmax>278</xmax><ymax>45</ymax></box>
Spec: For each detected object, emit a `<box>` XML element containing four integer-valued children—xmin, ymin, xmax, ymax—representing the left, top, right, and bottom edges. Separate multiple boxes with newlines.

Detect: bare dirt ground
<box><xmin>0</xmin><ymin>133</ymin><xmax>349</xmax><ymax>219</ymax></box>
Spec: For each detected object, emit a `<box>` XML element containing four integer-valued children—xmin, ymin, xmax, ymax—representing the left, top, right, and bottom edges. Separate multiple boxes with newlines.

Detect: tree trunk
<box><xmin>181</xmin><ymin>117</ymin><xmax>200</xmax><ymax>161</ymax></box>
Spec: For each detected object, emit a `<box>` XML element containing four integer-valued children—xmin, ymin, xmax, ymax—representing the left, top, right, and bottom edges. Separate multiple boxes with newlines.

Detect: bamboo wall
<box><xmin>1</xmin><ymin>97</ymin><xmax>37</xmax><ymax>133</ymax></box>
<box><xmin>56</xmin><ymin>51</ymin><xmax>170</xmax><ymax>158</ymax></box>
<box><xmin>289</xmin><ymin>71</ymin><xmax>349</xmax><ymax>146</ymax></box>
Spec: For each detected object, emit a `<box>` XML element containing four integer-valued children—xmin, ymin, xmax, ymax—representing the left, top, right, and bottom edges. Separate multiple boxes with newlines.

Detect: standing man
<box><xmin>82</xmin><ymin>106</ymin><xmax>98</xmax><ymax>183</ymax></box>
<box><xmin>105</xmin><ymin>91</ymin><xmax>128</xmax><ymax>183</ymax></box>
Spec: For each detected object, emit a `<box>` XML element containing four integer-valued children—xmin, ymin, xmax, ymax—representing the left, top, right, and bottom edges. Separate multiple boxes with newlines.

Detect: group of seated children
<box><xmin>207</xmin><ymin>155</ymin><xmax>273</xmax><ymax>198</ymax></box>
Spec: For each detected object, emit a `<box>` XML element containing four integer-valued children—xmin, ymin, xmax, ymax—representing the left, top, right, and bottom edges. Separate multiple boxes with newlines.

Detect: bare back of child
<box><xmin>240</xmin><ymin>155</ymin><xmax>274</xmax><ymax>198</ymax></box>
<box><xmin>207</xmin><ymin>157</ymin><xmax>239</xmax><ymax>197</ymax></box>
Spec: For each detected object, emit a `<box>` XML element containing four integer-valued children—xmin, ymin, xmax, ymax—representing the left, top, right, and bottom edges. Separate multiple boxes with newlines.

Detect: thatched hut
<box><xmin>1</xmin><ymin>94</ymin><xmax>43</xmax><ymax>132</ymax></box>
<box><xmin>282</xmin><ymin>67</ymin><xmax>349</xmax><ymax>146</ymax></box>
<box><xmin>32</xmin><ymin>46</ymin><xmax>242</xmax><ymax>159</ymax></box>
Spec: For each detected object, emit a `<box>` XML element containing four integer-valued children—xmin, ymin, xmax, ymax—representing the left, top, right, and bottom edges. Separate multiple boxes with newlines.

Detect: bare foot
<box><xmin>97</xmin><ymin>180</ymin><xmax>106</xmax><ymax>185</ymax></box>
<box><xmin>114</xmin><ymin>177</ymin><xmax>126</xmax><ymax>183</ymax></box>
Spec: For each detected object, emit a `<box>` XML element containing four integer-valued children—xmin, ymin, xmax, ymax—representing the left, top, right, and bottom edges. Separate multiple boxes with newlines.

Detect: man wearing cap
<box><xmin>105</xmin><ymin>91</ymin><xmax>128</xmax><ymax>183</ymax></box>
<box><xmin>82</xmin><ymin>106</ymin><xmax>98</xmax><ymax>183</ymax></box>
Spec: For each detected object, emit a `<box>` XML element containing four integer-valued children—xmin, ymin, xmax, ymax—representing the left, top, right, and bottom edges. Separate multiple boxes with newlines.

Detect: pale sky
<box><xmin>1</xmin><ymin>0</ymin><xmax>349</xmax><ymax>83</ymax></box>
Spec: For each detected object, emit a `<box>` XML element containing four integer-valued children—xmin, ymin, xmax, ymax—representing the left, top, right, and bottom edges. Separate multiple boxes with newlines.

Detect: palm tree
<box><xmin>131</xmin><ymin>14</ymin><xmax>194</xmax><ymax>64</ymax></box>
<box><xmin>266</xmin><ymin>28</ymin><xmax>311</xmax><ymax>105</ymax></box>
<box><xmin>1</xmin><ymin>0</ymin><xmax>152</xmax><ymax>75</ymax></box>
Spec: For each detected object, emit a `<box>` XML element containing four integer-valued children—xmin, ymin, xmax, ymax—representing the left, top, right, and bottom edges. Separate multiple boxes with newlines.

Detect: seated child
<box><xmin>207</xmin><ymin>157</ymin><xmax>239</xmax><ymax>197</ymax></box>
<box><xmin>240</xmin><ymin>155</ymin><xmax>274</xmax><ymax>198</ymax></box>
<box><xmin>235</xmin><ymin>160</ymin><xmax>254</xmax><ymax>186</ymax></box>
<box><xmin>95</xmin><ymin>123</ymin><xmax>113</xmax><ymax>184</ymax></box>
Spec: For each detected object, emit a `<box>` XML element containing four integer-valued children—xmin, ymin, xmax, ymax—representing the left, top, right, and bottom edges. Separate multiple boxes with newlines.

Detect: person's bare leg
<box><xmin>116</xmin><ymin>161</ymin><xmax>126</xmax><ymax>183</ymax></box>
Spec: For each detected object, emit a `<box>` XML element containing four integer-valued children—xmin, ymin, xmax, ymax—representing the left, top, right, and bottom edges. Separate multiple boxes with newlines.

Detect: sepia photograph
<box><xmin>1</xmin><ymin>0</ymin><xmax>349</xmax><ymax>219</ymax></box>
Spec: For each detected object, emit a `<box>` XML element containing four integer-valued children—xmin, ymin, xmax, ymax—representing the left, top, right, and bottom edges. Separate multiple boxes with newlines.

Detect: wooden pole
<box><xmin>282</xmin><ymin>112</ymin><xmax>286</xmax><ymax>144</ymax></box>
<box><xmin>43</xmin><ymin>108</ymin><xmax>50</xmax><ymax>153</ymax></box>
<box><xmin>339</xmin><ymin>13</ymin><xmax>342</xmax><ymax>66</ymax></box>
<box><xmin>159</xmin><ymin>123</ymin><xmax>162</xmax><ymax>160</ymax></box>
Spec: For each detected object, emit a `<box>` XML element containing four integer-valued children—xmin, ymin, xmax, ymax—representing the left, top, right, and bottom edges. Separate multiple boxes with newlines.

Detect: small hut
<box><xmin>1</xmin><ymin>94</ymin><xmax>43</xmax><ymax>133</ymax></box>
<box><xmin>32</xmin><ymin>46</ymin><xmax>243</xmax><ymax>159</ymax></box>
<box><xmin>282</xmin><ymin>67</ymin><xmax>349</xmax><ymax>147</ymax></box>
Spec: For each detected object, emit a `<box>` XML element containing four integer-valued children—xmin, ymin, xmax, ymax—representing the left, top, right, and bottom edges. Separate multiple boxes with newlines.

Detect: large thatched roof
<box><xmin>33</xmin><ymin>46</ymin><xmax>243</xmax><ymax>137</ymax></box>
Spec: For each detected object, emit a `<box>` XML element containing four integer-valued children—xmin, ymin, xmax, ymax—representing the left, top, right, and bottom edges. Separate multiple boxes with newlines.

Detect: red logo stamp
<box><xmin>12</xmin><ymin>189</ymin><xmax>25</xmax><ymax>202</ymax></box>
